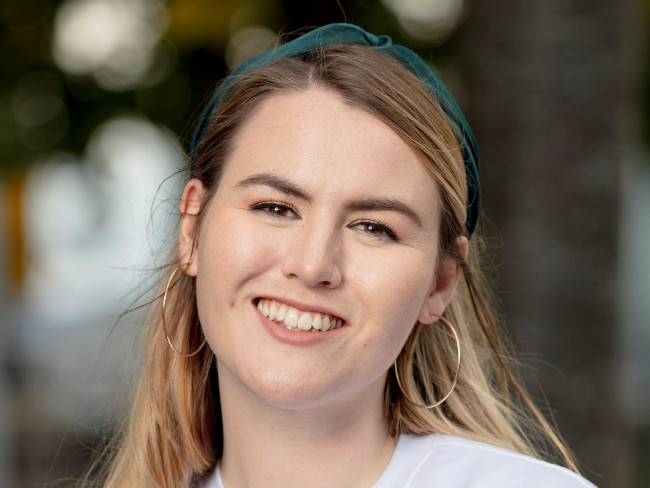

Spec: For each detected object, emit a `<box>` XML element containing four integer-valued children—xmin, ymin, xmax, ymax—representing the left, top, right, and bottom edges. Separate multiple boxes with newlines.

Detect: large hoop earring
<box><xmin>393</xmin><ymin>315</ymin><xmax>461</xmax><ymax>409</ymax></box>
<box><xmin>162</xmin><ymin>264</ymin><xmax>207</xmax><ymax>358</ymax></box>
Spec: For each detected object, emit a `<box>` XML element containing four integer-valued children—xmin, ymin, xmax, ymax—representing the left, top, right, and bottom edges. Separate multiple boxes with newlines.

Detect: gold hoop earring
<box><xmin>162</xmin><ymin>264</ymin><xmax>207</xmax><ymax>358</ymax></box>
<box><xmin>393</xmin><ymin>315</ymin><xmax>461</xmax><ymax>409</ymax></box>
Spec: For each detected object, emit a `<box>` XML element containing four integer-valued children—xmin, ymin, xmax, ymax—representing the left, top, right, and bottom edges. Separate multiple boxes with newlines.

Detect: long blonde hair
<box><xmin>92</xmin><ymin>44</ymin><xmax>578</xmax><ymax>487</ymax></box>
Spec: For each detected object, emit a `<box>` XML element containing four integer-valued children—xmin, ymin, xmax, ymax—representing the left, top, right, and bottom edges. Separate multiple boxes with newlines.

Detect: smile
<box><xmin>256</xmin><ymin>298</ymin><xmax>345</xmax><ymax>332</ymax></box>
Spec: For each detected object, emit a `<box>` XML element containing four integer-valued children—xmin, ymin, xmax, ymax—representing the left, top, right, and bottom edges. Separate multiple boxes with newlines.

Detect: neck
<box><xmin>217</xmin><ymin>365</ymin><xmax>396</xmax><ymax>488</ymax></box>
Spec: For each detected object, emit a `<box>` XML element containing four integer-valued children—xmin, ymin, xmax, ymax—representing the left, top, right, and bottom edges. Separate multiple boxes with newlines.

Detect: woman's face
<box><xmin>180</xmin><ymin>88</ymin><xmax>460</xmax><ymax>411</ymax></box>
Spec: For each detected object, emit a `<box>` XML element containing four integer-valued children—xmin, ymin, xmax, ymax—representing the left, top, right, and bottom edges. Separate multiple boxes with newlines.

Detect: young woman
<box><xmin>96</xmin><ymin>24</ymin><xmax>597</xmax><ymax>487</ymax></box>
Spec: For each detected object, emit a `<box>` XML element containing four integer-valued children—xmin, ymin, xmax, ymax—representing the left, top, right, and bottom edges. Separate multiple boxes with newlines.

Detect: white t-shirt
<box><xmin>200</xmin><ymin>434</ymin><xmax>597</xmax><ymax>488</ymax></box>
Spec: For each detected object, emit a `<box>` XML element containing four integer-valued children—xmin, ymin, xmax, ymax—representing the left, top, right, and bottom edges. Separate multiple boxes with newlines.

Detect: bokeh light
<box><xmin>24</xmin><ymin>116</ymin><xmax>182</xmax><ymax>321</ymax></box>
<box><xmin>225</xmin><ymin>25</ymin><xmax>278</xmax><ymax>69</ymax></box>
<box><xmin>381</xmin><ymin>0</ymin><xmax>466</xmax><ymax>43</ymax></box>
<box><xmin>51</xmin><ymin>0</ymin><xmax>169</xmax><ymax>90</ymax></box>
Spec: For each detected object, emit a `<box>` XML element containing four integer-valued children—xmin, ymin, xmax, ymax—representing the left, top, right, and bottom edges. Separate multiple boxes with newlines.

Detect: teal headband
<box><xmin>190</xmin><ymin>23</ymin><xmax>480</xmax><ymax>235</ymax></box>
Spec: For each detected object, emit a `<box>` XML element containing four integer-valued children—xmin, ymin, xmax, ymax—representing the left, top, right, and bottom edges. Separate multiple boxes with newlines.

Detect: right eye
<box><xmin>250</xmin><ymin>201</ymin><xmax>297</xmax><ymax>218</ymax></box>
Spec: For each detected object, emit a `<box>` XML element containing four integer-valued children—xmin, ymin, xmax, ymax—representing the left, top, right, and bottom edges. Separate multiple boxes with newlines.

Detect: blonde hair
<box><xmin>92</xmin><ymin>45</ymin><xmax>578</xmax><ymax>487</ymax></box>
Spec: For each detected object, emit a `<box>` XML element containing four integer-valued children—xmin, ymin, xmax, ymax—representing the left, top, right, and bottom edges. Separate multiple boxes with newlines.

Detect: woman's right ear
<box><xmin>179</xmin><ymin>179</ymin><xmax>207</xmax><ymax>277</ymax></box>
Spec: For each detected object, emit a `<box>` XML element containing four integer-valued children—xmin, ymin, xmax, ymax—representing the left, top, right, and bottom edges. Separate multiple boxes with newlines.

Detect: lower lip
<box><xmin>255</xmin><ymin>304</ymin><xmax>346</xmax><ymax>346</ymax></box>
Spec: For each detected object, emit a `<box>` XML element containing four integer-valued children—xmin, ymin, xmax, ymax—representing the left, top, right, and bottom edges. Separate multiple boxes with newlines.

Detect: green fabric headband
<box><xmin>190</xmin><ymin>23</ymin><xmax>480</xmax><ymax>235</ymax></box>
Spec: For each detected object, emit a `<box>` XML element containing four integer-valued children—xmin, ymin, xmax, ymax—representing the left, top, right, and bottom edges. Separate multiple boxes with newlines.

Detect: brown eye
<box><xmin>269</xmin><ymin>204</ymin><xmax>288</xmax><ymax>216</ymax></box>
<box><xmin>251</xmin><ymin>202</ymin><xmax>297</xmax><ymax>218</ymax></box>
<box><xmin>349</xmin><ymin>221</ymin><xmax>399</xmax><ymax>241</ymax></box>
<box><xmin>365</xmin><ymin>223</ymin><xmax>384</xmax><ymax>235</ymax></box>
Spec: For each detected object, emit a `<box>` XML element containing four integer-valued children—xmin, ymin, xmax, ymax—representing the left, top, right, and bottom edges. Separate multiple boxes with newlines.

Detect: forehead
<box><xmin>222</xmin><ymin>88</ymin><xmax>440</xmax><ymax>218</ymax></box>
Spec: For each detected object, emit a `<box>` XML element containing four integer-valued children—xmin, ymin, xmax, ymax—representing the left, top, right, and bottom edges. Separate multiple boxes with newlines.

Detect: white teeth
<box><xmin>268</xmin><ymin>300</ymin><xmax>277</xmax><ymax>320</ymax></box>
<box><xmin>312</xmin><ymin>313</ymin><xmax>322</xmax><ymax>330</ymax></box>
<box><xmin>284</xmin><ymin>308</ymin><xmax>299</xmax><ymax>328</ymax></box>
<box><xmin>298</xmin><ymin>313</ymin><xmax>312</xmax><ymax>330</ymax></box>
<box><xmin>276</xmin><ymin>304</ymin><xmax>286</xmax><ymax>321</ymax></box>
<box><xmin>257</xmin><ymin>299</ymin><xmax>343</xmax><ymax>332</ymax></box>
<box><xmin>322</xmin><ymin>315</ymin><xmax>331</xmax><ymax>331</ymax></box>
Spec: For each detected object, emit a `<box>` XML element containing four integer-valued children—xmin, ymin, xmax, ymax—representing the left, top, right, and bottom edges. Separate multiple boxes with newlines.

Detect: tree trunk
<box><xmin>459</xmin><ymin>2</ymin><xmax>639</xmax><ymax>486</ymax></box>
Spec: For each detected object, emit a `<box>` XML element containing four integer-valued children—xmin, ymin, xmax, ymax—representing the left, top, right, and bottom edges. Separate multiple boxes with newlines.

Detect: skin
<box><xmin>179</xmin><ymin>88</ymin><xmax>464</xmax><ymax>488</ymax></box>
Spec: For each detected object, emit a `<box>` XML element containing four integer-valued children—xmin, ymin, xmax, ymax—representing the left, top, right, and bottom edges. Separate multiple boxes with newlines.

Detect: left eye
<box><xmin>349</xmin><ymin>221</ymin><xmax>399</xmax><ymax>241</ymax></box>
<box><xmin>250</xmin><ymin>202</ymin><xmax>297</xmax><ymax>218</ymax></box>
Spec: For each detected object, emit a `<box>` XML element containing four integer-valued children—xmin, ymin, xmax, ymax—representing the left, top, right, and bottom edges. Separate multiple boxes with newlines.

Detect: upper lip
<box><xmin>254</xmin><ymin>296</ymin><xmax>347</xmax><ymax>324</ymax></box>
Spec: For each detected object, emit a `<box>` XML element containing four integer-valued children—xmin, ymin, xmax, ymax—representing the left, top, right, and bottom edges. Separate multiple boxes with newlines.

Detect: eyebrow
<box><xmin>235</xmin><ymin>173</ymin><xmax>312</xmax><ymax>202</ymax></box>
<box><xmin>235</xmin><ymin>172</ymin><xmax>423</xmax><ymax>226</ymax></box>
<box><xmin>346</xmin><ymin>199</ymin><xmax>422</xmax><ymax>227</ymax></box>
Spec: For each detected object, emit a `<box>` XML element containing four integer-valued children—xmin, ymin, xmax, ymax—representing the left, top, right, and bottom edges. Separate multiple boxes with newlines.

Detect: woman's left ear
<box><xmin>417</xmin><ymin>236</ymin><xmax>469</xmax><ymax>324</ymax></box>
<box><xmin>178</xmin><ymin>179</ymin><xmax>207</xmax><ymax>277</ymax></box>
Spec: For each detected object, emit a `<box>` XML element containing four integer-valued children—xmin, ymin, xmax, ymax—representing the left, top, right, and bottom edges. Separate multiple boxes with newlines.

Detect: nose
<box><xmin>281</xmin><ymin>221</ymin><xmax>343</xmax><ymax>289</ymax></box>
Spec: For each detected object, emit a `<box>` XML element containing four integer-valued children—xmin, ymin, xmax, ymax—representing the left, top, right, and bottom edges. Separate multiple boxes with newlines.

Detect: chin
<box><xmin>243</xmin><ymin>369</ymin><xmax>336</xmax><ymax>409</ymax></box>
<box><xmin>240</xmin><ymin>364</ymin><xmax>385</xmax><ymax>414</ymax></box>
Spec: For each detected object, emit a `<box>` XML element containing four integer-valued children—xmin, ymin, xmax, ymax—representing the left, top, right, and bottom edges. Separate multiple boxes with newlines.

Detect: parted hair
<box><xmin>91</xmin><ymin>44</ymin><xmax>577</xmax><ymax>487</ymax></box>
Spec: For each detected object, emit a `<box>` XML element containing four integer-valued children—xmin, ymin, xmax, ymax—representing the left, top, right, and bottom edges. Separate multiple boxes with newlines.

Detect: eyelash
<box><xmin>250</xmin><ymin>201</ymin><xmax>298</xmax><ymax>218</ymax></box>
<box><xmin>348</xmin><ymin>220</ymin><xmax>399</xmax><ymax>242</ymax></box>
<box><xmin>250</xmin><ymin>201</ymin><xmax>399</xmax><ymax>242</ymax></box>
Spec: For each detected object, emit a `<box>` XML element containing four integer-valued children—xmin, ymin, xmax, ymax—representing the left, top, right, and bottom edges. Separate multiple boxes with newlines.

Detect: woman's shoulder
<box><xmin>374</xmin><ymin>433</ymin><xmax>598</xmax><ymax>488</ymax></box>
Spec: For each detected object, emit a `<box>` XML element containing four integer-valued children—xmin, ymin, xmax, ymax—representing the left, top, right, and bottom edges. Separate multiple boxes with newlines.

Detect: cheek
<box><xmin>194</xmin><ymin>210</ymin><xmax>278</xmax><ymax>326</ymax></box>
<box><xmin>197</xmin><ymin>210</ymin><xmax>273</xmax><ymax>281</ymax></box>
<box><xmin>349</xmin><ymin>248</ymin><xmax>435</xmax><ymax>352</ymax></box>
<box><xmin>193</xmin><ymin>210</ymin><xmax>285</xmax><ymax>369</ymax></box>
<box><xmin>353</xmin><ymin>245</ymin><xmax>434</xmax><ymax>309</ymax></box>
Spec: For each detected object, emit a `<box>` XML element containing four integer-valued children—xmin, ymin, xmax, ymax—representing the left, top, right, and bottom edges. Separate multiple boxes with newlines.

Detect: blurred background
<box><xmin>0</xmin><ymin>0</ymin><xmax>648</xmax><ymax>486</ymax></box>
